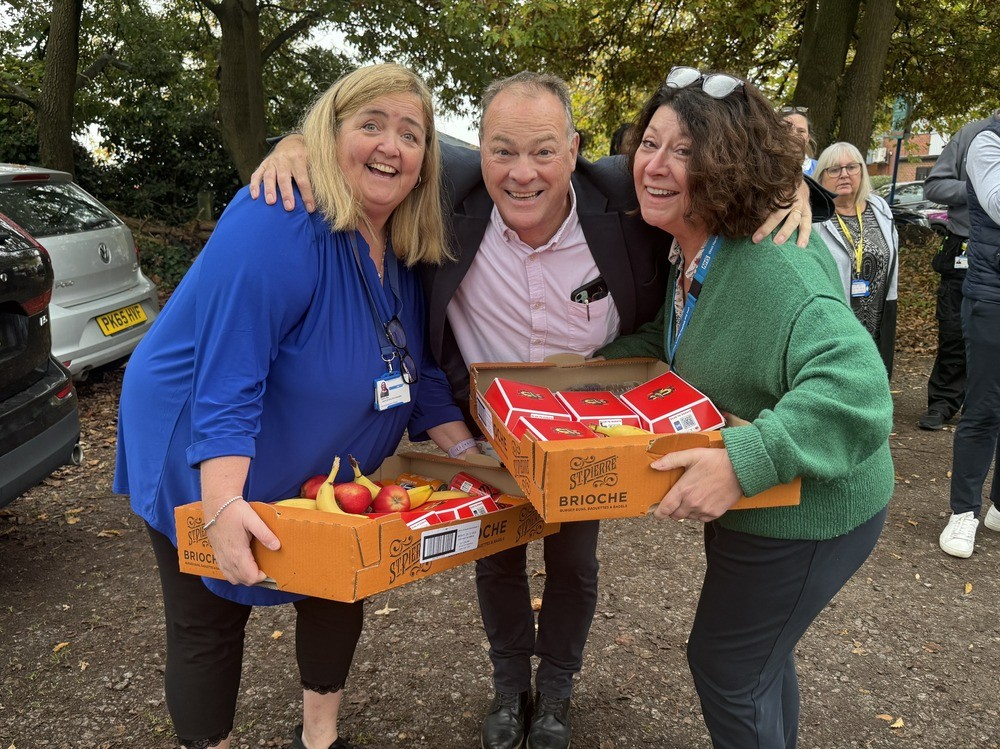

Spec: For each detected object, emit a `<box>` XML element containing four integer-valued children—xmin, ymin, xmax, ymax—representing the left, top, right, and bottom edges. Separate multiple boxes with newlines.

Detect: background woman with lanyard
<box><xmin>816</xmin><ymin>141</ymin><xmax>899</xmax><ymax>377</ymax></box>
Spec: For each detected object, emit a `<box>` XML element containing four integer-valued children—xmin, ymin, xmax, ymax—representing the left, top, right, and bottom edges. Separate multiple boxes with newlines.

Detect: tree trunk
<box><xmin>838</xmin><ymin>0</ymin><xmax>898</xmax><ymax>153</ymax></box>
<box><xmin>207</xmin><ymin>0</ymin><xmax>268</xmax><ymax>184</ymax></box>
<box><xmin>38</xmin><ymin>0</ymin><xmax>83</xmax><ymax>176</ymax></box>
<box><xmin>792</xmin><ymin>0</ymin><xmax>861</xmax><ymax>151</ymax></box>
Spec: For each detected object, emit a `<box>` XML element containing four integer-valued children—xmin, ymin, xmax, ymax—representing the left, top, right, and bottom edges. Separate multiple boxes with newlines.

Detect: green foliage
<box><xmin>135</xmin><ymin>234</ymin><xmax>199</xmax><ymax>293</ymax></box>
<box><xmin>870</xmin><ymin>175</ymin><xmax>892</xmax><ymax>190</ymax></box>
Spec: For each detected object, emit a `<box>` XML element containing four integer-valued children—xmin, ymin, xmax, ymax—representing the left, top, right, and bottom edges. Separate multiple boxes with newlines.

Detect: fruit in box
<box><xmin>275</xmin><ymin>498</ymin><xmax>317</xmax><ymax>510</ymax></box>
<box><xmin>334</xmin><ymin>482</ymin><xmax>375</xmax><ymax>514</ymax></box>
<box><xmin>372</xmin><ymin>484</ymin><xmax>411</xmax><ymax>512</ymax></box>
<box><xmin>300</xmin><ymin>474</ymin><xmax>326</xmax><ymax>500</ymax></box>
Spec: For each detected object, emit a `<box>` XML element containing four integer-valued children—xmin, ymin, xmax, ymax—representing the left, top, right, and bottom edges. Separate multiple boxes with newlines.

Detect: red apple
<box><xmin>300</xmin><ymin>474</ymin><xmax>326</xmax><ymax>500</ymax></box>
<box><xmin>372</xmin><ymin>484</ymin><xmax>411</xmax><ymax>513</ymax></box>
<box><xmin>334</xmin><ymin>482</ymin><xmax>375</xmax><ymax>514</ymax></box>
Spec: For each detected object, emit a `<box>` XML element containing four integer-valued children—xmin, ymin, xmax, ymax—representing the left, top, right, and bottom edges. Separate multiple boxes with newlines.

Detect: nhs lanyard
<box><xmin>348</xmin><ymin>230</ymin><xmax>403</xmax><ymax>367</ymax></box>
<box><xmin>666</xmin><ymin>235</ymin><xmax>722</xmax><ymax>365</ymax></box>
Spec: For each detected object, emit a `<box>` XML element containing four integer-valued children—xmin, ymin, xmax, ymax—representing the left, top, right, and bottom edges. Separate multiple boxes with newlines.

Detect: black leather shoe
<box><xmin>481</xmin><ymin>690</ymin><xmax>531</xmax><ymax>749</ymax></box>
<box><xmin>291</xmin><ymin>723</ymin><xmax>356</xmax><ymax>749</ymax></box>
<box><xmin>526</xmin><ymin>692</ymin><xmax>571</xmax><ymax>749</ymax></box>
<box><xmin>918</xmin><ymin>410</ymin><xmax>947</xmax><ymax>431</ymax></box>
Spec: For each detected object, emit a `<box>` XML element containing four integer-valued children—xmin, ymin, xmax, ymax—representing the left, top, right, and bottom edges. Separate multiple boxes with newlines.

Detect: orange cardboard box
<box><xmin>471</xmin><ymin>357</ymin><xmax>800</xmax><ymax>523</ymax></box>
<box><xmin>175</xmin><ymin>453</ymin><xmax>559</xmax><ymax>602</ymax></box>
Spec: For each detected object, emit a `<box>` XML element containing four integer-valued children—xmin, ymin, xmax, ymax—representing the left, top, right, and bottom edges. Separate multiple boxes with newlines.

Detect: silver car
<box><xmin>0</xmin><ymin>164</ymin><xmax>159</xmax><ymax>379</ymax></box>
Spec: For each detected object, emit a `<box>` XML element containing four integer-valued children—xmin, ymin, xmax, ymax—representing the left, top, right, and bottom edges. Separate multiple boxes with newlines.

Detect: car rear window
<box><xmin>0</xmin><ymin>182</ymin><xmax>119</xmax><ymax>238</ymax></box>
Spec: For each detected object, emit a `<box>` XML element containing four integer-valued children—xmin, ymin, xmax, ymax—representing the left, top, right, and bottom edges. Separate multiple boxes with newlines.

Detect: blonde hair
<box><xmin>815</xmin><ymin>141</ymin><xmax>872</xmax><ymax>207</ymax></box>
<box><xmin>299</xmin><ymin>63</ymin><xmax>448</xmax><ymax>265</ymax></box>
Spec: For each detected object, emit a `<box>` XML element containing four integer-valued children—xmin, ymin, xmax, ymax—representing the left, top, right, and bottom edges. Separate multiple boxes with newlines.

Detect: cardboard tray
<box><xmin>471</xmin><ymin>357</ymin><xmax>801</xmax><ymax>523</ymax></box>
<box><xmin>175</xmin><ymin>453</ymin><xmax>559</xmax><ymax>602</ymax></box>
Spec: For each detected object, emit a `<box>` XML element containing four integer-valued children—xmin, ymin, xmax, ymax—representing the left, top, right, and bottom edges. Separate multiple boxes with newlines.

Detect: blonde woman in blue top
<box><xmin>114</xmin><ymin>64</ymin><xmax>479</xmax><ymax>749</ymax></box>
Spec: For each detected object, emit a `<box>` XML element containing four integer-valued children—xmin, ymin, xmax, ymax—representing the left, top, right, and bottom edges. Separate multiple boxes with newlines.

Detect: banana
<box><xmin>406</xmin><ymin>484</ymin><xmax>436</xmax><ymax>509</ymax></box>
<box><xmin>592</xmin><ymin>424</ymin><xmax>654</xmax><ymax>437</ymax></box>
<box><xmin>349</xmin><ymin>454</ymin><xmax>382</xmax><ymax>500</ymax></box>
<box><xmin>428</xmin><ymin>489</ymin><xmax>473</xmax><ymax>501</ymax></box>
<box><xmin>275</xmin><ymin>498</ymin><xmax>318</xmax><ymax>510</ymax></box>
<box><xmin>316</xmin><ymin>456</ymin><xmax>348</xmax><ymax>514</ymax></box>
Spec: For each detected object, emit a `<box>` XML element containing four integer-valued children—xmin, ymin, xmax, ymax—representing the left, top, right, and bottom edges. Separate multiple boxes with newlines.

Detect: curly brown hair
<box><xmin>627</xmin><ymin>74</ymin><xmax>802</xmax><ymax>239</ymax></box>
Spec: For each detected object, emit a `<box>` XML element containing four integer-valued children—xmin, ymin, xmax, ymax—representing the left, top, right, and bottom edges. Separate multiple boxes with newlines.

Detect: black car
<box><xmin>0</xmin><ymin>212</ymin><xmax>81</xmax><ymax>508</ymax></box>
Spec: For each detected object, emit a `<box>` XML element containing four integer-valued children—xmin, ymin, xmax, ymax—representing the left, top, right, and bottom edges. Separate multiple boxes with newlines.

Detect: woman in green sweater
<box><xmin>597</xmin><ymin>67</ymin><xmax>894</xmax><ymax>749</ymax></box>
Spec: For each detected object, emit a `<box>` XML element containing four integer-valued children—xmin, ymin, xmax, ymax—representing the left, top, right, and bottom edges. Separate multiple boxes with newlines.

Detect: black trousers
<box><xmin>475</xmin><ymin>519</ymin><xmax>600</xmax><ymax>699</ymax></box>
<box><xmin>927</xmin><ymin>235</ymin><xmax>968</xmax><ymax>418</ymax></box>
<box><xmin>949</xmin><ymin>298</ymin><xmax>1000</xmax><ymax>515</ymax></box>
<box><xmin>687</xmin><ymin>508</ymin><xmax>887</xmax><ymax>749</ymax></box>
<box><xmin>147</xmin><ymin>526</ymin><xmax>364</xmax><ymax>746</ymax></box>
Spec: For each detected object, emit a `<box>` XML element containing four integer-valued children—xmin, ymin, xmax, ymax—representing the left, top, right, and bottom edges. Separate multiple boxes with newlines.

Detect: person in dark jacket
<box><xmin>938</xmin><ymin>109</ymin><xmax>1000</xmax><ymax>558</ymax></box>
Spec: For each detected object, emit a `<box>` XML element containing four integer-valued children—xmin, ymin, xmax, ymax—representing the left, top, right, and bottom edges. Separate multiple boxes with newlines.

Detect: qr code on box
<box><xmin>669</xmin><ymin>409</ymin><xmax>700</xmax><ymax>433</ymax></box>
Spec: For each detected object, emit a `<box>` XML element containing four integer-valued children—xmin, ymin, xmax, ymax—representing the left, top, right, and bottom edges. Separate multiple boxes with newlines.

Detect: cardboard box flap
<box><xmin>471</xmin><ymin>358</ymin><xmax>670</xmax><ymax>395</ymax></box>
<box><xmin>393</xmin><ymin>451</ymin><xmax>524</xmax><ymax>497</ymax></box>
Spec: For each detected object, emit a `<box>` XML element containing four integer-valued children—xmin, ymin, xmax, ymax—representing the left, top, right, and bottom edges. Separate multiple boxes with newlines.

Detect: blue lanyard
<box><xmin>666</xmin><ymin>235</ymin><xmax>722</xmax><ymax>365</ymax></box>
<box><xmin>348</xmin><ymin>230</ymin><xmax>403</xmax><ymax>365</ymax></box>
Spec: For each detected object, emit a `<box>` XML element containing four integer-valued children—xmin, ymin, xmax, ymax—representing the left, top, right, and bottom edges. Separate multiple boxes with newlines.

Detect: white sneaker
<box><xmin>985</xmin><ymin>505</ymin><xmax>1000</xmax><ymax>532</ymax></box>
<box><xmin>939</xmin><ymin>512</ymin><xmax>979</xmax><ymax>558</ymax></box>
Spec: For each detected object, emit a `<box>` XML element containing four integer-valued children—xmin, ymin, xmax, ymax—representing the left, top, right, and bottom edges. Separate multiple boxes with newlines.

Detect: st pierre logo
<box><xmin>568</xmin><ymin>455</ymin><xmax>619</xmax><ymax>490</ymax></box>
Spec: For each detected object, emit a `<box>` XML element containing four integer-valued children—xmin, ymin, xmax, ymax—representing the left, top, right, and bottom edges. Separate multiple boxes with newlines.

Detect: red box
<box><xmin>520</xmin><ymin>416</ymin><xmax>599</xmax><ymax>442</ymax></box>
<box><xmin>416</xmin><ymin>494</ymin><xmax>501</xmax><ymax>525</ymax></box>
<box><xmin>620</xmin><ymin>371</ymin><xmax>725</xmax><ymax>434</ymax></box>
<box><xmin>555</xmin><ymin>390</ymin><xmax>642</xmax><ymax>428</ymax></box>
<box><xmin>483</xmin><ymin>379</ymin><xmax>571</xmax><ymax>438</ymax></box>
<box><xmin>450</xmin><ymin>472</ymin><xmax>503</xmax><ymax>500</ymax></box>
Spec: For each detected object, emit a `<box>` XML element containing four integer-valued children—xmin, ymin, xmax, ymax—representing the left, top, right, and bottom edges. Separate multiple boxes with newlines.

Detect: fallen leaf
<box><xmin>922</xmin><ymin>642</ymin><xmax>943</xmax><ymax>653</ymax></box>
<box><xmin>964</xmin><ymin>582</ymin><xmax>973</xmax><ymax>595</ymax></box>
<box><xmin>907</xmin><ymin>519</ymin><xmax>918</xmax><ymax>527</ymax></box>
<box><xmin>66</xmin><ymin>516</ymin><xmax>81</xmax><ymax>525</ymax></box>
<box><xmin>97</xmin><ymin>529</ymin><xmax>124</xmax><ymax>537</ymax></box>
<box><xmin>876</xmin><ymin>713</ymin><xmax>894</xmax><ymax>722</ymax></box>
<box><xmin>531</xmin><ymin>597</ymin><xmax>542</xmax><ymax>611</ymax></box>
<box><xmin>374</xmin><ymin>603</ymin><xmax>397</xmax><ymax>616</ymax></box>
<box><xmin>271</xmin><ymin>630</ymin><xmax>283</xmax><ymax>640</ymax></box>
<box><xmin>890</xmin><ymin>718</ymin><xmax>905</xmax><ymax>729</ymax></box>
<box><xmin>66</xmin><ymin>507</ymin><xmax>83</xmax><ymax>514</ymax></box>
<box><xmin>914</xmin><ymin>573</ymin><xmax>920</xmax><ymax>581</ymax></box>
<box><xmin>53</xmin><ymin>642</ymin><xmax>70</xmax><ymax>653</ymax></box>
<box><xmin>79</xmin><ymin>661</ymin><xmax>88</xmax><ymax>671</ymax></box>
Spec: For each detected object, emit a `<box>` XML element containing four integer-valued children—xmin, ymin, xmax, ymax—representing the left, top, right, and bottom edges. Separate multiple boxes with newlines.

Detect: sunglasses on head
<box><xmin>779</xmin><ymin>106</ymin><xmax>809</xmax><ymax>116</ymax></box>
<box><xmin>384</xmin><ymin>316</ymin><xmax>418</xmax><ymax>384</ymax></box>
<box><xmin>665</xmin><ymin>66</ymin><xmax>745</xmax><ymax>99</ymax></box>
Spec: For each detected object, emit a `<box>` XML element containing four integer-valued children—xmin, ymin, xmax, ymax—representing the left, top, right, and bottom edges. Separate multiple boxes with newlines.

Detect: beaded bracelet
<box><xmin>202</xmin><ymin>495</ymin><xmax>243</xmax><ymax>531</ymax></box>
<box><xmin>447</xmin><ymin>438</ymin><xmax>479</xmax><ymax>459</ymax></box>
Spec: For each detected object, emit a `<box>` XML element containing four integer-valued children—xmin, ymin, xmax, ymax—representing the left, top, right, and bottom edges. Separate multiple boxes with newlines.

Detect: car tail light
<box><xmin>23</xmin><ymin>288</ymin><xmax>52</xmax><ymax>316</ymax></box>
<box><xmin>55</xmin><ymin>382</ymin><xmax>74</xmax><ymax>399</ymax></box>
<box><xmin>11</xmin><ymin>173</ymin><xmax>50</xmax><ymax>182</ymax></box>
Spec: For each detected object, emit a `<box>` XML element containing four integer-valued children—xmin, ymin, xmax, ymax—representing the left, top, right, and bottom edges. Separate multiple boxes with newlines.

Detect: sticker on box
<box><xmin>419</xmin><ymin>521</ymin><xmax>481</xmax><ymax>563</ymax></box>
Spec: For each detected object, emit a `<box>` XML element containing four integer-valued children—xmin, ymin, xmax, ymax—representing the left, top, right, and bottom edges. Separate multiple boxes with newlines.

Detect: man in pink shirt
<box><xmin>252</xmin><ymin>70</ymin><xmax>820</xmax><ymax>749</ymax></box>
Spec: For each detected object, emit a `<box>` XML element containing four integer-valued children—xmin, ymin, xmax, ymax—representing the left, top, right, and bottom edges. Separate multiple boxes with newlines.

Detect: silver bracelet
<box><xmin>447</xmin><ymin>438</ymin><xmax>479</xmax><ymax>459</ymax></box>
<box><xmin>202</xmin><ymin>495</ymin><xmax>243</xmax><ymax>531</ymax></box>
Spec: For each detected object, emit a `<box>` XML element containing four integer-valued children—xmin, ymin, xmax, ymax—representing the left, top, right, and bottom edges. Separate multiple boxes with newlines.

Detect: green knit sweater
<box><xmin>597</xmin><ymin>232</ymin><xmax>895</xmax><ymax>540</ymax></box>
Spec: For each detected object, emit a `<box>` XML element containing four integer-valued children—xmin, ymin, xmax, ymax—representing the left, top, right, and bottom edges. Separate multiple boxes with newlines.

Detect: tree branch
<box><xmin>261</xmin><ymin>11</ymin><xmax>329</xmax><ymax>61</ymax></box>
<box><xmin>0</xmin><ymin>91</ymin><xmax>38</xmax><ymax>109</ymax></box>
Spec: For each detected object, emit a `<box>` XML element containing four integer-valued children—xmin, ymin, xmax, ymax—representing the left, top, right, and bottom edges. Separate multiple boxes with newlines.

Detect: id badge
<box><xmin>850</xmin><ymin>279</ymin><xmax>870</xmax><ymax>298</ymax></box>
<box><xmin>954</xmin><ymin>255</ymin><xmax>969</xmax><ymax>270</ymax></box>
<box><xmin>374</xmin><ymin>373</ymin><xmax>410</xmax><ymax>411</ymax></box>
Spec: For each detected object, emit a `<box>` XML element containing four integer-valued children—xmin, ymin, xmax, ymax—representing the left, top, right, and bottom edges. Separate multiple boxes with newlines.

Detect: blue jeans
<box><xmin>950</xmin><ymin>297</ymin><xmax>1000</xmax><ymax>515</ymax></box>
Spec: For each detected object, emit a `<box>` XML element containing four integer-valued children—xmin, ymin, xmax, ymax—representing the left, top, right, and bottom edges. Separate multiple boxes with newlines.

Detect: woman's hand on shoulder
<box><xmin>649</xmin><ymin>447</ymin><xmax>742</xmax><ymax>522</ymax></box>
<box><xmin>752</xmin><ymin>180</ymin><xmax>812</xmax><ymax>248</ymax></box>
<box><xmin>248</xmin><ymin>134</ymin><xmax>315</xmax><ymax>214</ymax></box>
<box><xmin>206</xmin><ymin>500</ymin><xmax>280</xmax><ymax>586</ymax></box>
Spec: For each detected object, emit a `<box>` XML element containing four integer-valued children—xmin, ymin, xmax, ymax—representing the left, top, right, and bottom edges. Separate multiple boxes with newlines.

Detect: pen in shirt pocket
<box><xmin>570</xmin><ymin>276</ymin><xmax>609</xmax><ymax>321</ymax></box>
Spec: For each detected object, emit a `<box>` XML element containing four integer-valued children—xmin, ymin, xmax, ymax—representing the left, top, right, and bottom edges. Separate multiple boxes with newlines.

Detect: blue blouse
<box><xmin>113</xmin><ymin>187</ymin><xmax>462</xmax><ymax>605</ymax></box>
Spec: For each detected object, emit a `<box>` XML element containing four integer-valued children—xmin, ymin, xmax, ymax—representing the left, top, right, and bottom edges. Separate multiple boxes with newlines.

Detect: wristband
<box><xmin>202</xmin><ymin>495</ymin><xmax>243</xmax><ymax>531</ymax></box>
<box><xmin>447</xmin><ymin>438</ymin><xmax>479</xmax><ymax>459</ymax></box>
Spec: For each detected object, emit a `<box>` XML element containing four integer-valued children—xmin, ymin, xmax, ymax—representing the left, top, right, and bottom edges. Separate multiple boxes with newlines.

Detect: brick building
<box><xmin>867</xmin><ymin>132</ymin><xmax>947</xmax><ymax>180</ymax></box>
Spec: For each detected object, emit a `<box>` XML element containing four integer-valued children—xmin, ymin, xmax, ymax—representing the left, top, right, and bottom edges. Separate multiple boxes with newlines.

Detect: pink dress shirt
<box><xmin>447</xmin><ymin>186</ymin><xmax>622</xmax><ymax>367</ymax></box>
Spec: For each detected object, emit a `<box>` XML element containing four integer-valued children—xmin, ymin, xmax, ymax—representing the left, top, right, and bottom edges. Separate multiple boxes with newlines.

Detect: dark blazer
<box><xmin>422</xmin><ymin>142</ymin><xmax>670</xmax><ymax>429</ymax></box>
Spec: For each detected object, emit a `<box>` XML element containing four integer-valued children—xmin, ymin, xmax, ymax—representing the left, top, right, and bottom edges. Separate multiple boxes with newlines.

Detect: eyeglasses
<box><xmin>665</xmin><ymin>66</ymin><xmax>745</xmax><ymax>99</ymax></box>
<box><xmin>822</xmin><ymin>162</ymin><xmax>863</xmax><ymax>178</ymax></box>
<box><xmin>779</xmin><ymin>106</ymin><xmax>809</xmax><ymax>115</ymax></box>
<box><xmin>385</xmin><ymin>316</ymin><xmax>418</xmax><ymax>384</ymax></box>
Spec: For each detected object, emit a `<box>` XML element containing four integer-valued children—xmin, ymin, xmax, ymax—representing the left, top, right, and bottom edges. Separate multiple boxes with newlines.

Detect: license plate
<box><xmin>97</xmin><ymin>303</ymin><xmax>148</xmax><ymax>336</ymax></box>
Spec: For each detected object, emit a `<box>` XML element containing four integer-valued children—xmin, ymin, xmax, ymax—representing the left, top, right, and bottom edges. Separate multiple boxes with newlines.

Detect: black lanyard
<box><xmin>348</xmin><ymin>230</ymin><xmax>403</xmax><ymax>371</ymax></box>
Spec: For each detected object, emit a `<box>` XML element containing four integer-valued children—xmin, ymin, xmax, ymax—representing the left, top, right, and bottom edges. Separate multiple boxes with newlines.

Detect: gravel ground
<box><xmin>1</xmin><ymin>352</ymin><xmax>998</xmax><ymax>749</ymax></box>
